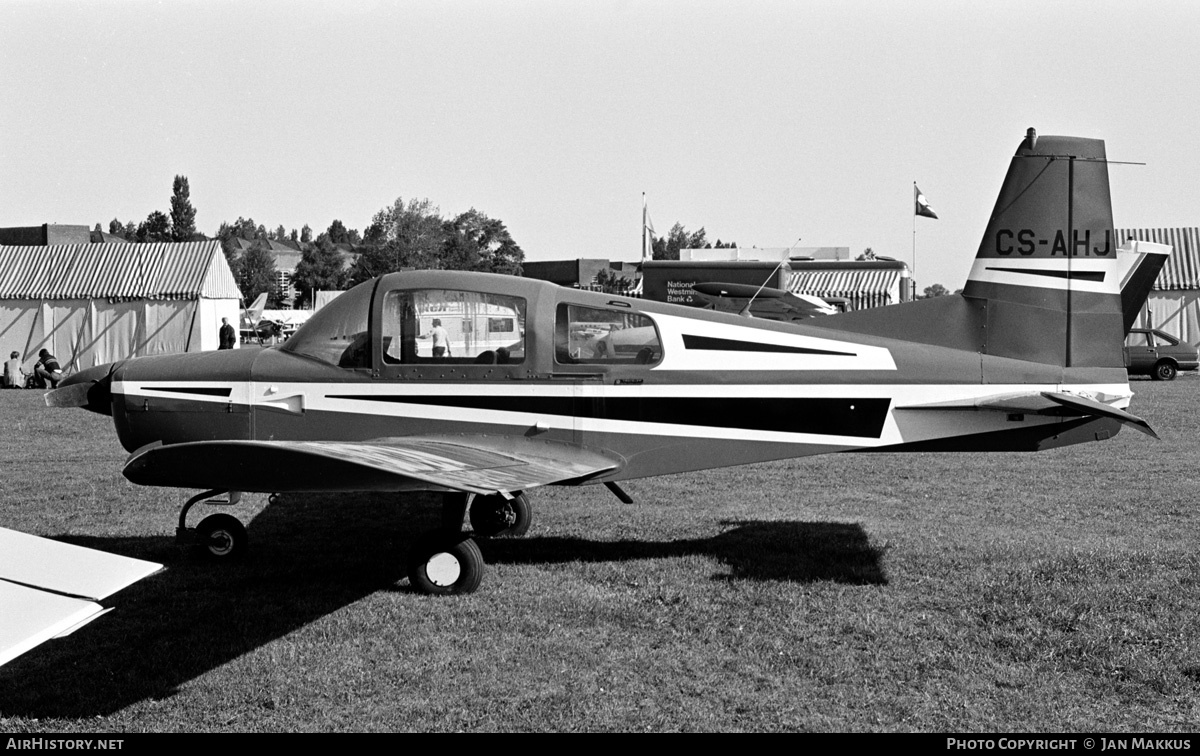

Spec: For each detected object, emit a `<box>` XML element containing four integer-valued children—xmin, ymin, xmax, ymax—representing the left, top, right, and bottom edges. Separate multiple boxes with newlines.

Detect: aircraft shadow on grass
<box><xmin>0</xmin><ymin>492</ymin><xmax>883</xmax><ymax>719</ymax></box>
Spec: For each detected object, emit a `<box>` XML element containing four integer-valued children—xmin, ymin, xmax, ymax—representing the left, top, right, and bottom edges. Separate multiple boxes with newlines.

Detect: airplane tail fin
<box><xmin>242</xmin><ymin>292</ymin><xmax>268</xmax><ymax>327</ymax></box>
<box><xmin>960</xmin><ymin>128</ymin><xmax>1167</xmax><ymax>367</ymax></box>
<box><xmin>816</xmin><ymin>129</ymin><xmax>1169</xmax><ymax>369</ymax></box>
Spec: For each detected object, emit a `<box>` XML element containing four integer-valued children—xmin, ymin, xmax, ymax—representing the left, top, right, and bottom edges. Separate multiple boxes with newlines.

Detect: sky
<box><xmin>2</xmin><ymin>0</ymin><xmax>1197</xmax><ymax>292</ymax></box>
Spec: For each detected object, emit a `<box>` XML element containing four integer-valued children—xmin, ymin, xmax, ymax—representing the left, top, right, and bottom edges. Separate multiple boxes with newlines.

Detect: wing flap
<box><xmin>123</xmin><ymin>436</ymin><xmax>623</xmax><ymax>496</ymax></box>
<box><xmin>0</xmin><ymin>581</ymin><xmax>108</xmax><ymax>667</ymax></box>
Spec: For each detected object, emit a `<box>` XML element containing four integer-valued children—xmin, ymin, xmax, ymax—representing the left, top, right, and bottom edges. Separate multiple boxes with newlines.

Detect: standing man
<box><xmin>430</xmin><ymin>318</ymin><xmax>450</xmax><ymax>358</ymax></box>
<box><xmin>219</xmin><ymin>317</ymin><xmax>236</xmax><ymax>350</ymax></box>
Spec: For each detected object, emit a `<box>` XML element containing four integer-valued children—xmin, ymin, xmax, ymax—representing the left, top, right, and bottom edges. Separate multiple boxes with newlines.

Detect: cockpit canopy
<box><xmin>281</xmin><ymin>273</ymin><xmax>661</xmax><ymax>370</ymax></box>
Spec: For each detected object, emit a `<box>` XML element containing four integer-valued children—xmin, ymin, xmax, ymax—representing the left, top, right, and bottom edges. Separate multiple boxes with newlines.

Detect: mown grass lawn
<box><xmin>1</xmin><ymin>377</ymin><xmax>1198</xmax><ymax>732</ymax></box>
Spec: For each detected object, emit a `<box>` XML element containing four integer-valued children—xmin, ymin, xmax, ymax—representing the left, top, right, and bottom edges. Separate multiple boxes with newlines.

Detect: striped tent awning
<box><xmin>787</xmin><ymin>268</ymin><xmax>901</xmax><ymax>310</ymax></box>
<box><xmin>1117</xmin><ymin>228</ymin><xmax>1200</xmax><ymax>291</ymax></box>
<box><xmin>0</xmin><ymin>241</ymin><xmax>240</xmax><ymax>300</ymax></box>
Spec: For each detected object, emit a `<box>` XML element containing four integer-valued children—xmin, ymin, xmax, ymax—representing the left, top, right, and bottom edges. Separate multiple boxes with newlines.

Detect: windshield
<box><xmin>281</xmin><ymin>280</ymin><xmax>373</xmax><ymax>367</ymax></box>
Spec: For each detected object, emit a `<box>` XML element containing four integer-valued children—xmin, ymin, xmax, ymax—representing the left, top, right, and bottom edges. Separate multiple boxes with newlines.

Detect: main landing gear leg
<box><xmin>469</xmin><ymin>491</ymin><xmax>532</xmax><ymax>538</ymax></box>
<box><xmin>177</xmin><ymin>489</ymin><xmax>248</xmax><ymax>559</ymax></box>
<box><xmin>406</xmin><ymin>492</ymin><xmax>485</xmax><ymax>595</ymax></box>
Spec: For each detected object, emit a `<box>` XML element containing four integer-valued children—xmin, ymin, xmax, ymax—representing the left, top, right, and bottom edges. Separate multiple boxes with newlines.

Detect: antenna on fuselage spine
<box><xmin>740</xmin><ymin>236</ymin><xmax>802</xmax><ymax>318</ymax></box>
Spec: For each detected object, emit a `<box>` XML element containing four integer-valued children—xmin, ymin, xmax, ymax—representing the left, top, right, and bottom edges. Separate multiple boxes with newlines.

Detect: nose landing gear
<box><xmin>176</xmin><ymin>489</ymin><xmax>248</xmax><ymax>559</ymax></box>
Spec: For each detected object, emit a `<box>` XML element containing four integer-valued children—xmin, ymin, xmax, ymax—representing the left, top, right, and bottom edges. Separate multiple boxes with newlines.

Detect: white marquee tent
<box><xmin>0</xmin><ymin>241</ymin><xmax>241</xmax><ymax>374</ymax></box>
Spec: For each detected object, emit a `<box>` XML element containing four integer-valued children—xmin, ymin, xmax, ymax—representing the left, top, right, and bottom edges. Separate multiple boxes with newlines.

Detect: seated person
<box><xmin>34</xmin><ymin>349</ymin><xmax>63</xmax><ymax>388</ymax></box>
<box><xmin>2</xmin><ymin>351</ymin><xmax>24</xmax><ymax>388</ymax></box>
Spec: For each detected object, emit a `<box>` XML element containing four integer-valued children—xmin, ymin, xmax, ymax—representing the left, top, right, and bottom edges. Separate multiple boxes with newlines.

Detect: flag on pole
<box><xmin>914</xmin><ymin>184</ymin><xmax>938</xmax><ymax>219</ymax></box>
<box><xmin>641</xmin><ymin>194</ymin><xmax>656</xmax><ymax>263</ymax></box>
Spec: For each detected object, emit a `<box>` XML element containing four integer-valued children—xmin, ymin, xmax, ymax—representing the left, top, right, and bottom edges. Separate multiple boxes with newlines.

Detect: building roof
<box><xmin>682</xmin><ymin>246</ymin><xmax>851</xmax><ymax>262</ymax></box>
<box><xmin>1118</xmin><ymin>228</ymin><xmax>1200</xmax><ymax>291</ymax></box>
<box><xmin>0</xmin><ymin>242</ymin><xmax>240</xmax><ymax>300</ymax></box>
<box><xmin>272</xmin><ymin>249</ymin><xmax>303</xmax><ymax>272</ymax></box>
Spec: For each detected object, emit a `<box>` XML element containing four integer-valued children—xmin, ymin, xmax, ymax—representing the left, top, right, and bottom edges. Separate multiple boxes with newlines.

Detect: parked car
<box><xmin>1124</xmin><ymin>328</ymin><xmax>1199</xmax><ymax>381</ymax></box>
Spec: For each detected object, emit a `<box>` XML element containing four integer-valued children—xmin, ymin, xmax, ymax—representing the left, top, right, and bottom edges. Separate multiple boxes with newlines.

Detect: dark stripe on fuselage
<box><xmin>144</xmin><ymin>386</ymin><xmax>233</xmax><ymax>397</ymax></box>
<box><xmin>984</xmin><ymin>267</ymin><xmax>1106</xmax><ymax>282</ymax></box>
<box><xmin>682</xmin><ymin>334</ymin><xmax>855</xmax><ymax>356</ymax></box>
<box><xmin>328</xmin><ymin>394</ymin><xmax>892</xmax><ymax>438</ymax></box>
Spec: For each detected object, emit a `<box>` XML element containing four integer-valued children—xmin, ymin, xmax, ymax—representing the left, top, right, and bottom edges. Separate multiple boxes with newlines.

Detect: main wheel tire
<box><xmin>407</xmin><ymin>534</ymin><xmax>484</xmax><ymax>595</ymax></box>
<box><xmin>1154</xmin><ymin>361</ymin><xmax>1178</xmax><ymax>381</ymax></box>
<box><xmin>469</xmin><ymin>492</ymin><xmax>532</xmax><ymax>538</ymax></box>
<box><xmin>195</xmin><ymin>513</ymin><xmax>248</xmax><ymax>559</ymax></box>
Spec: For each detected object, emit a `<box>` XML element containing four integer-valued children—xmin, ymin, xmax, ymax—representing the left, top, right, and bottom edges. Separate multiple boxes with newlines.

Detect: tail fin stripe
<box><xmin>985</xmin><ymin>267</ymin><xmax>1105</xmax><ymax>282</ymax></box>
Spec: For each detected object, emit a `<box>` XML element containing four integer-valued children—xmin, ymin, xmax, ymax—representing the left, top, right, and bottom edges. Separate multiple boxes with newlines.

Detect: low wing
<box><xmin>0</xmin><ymin>527</ymin><xmax>161</xmax><ymax>668</ymax></box>
<box><xmin>897</xmin><ymin>390</ymin><xmax>1157</xmax><ymax>438</ymax></box>
<box><xmin>122</xmin><ymin>436</ymin><xmax>624</xmax><ymax>496</ymax></box>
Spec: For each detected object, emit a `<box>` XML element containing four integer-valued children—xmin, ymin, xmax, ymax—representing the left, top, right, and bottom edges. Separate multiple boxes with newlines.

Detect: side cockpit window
<box><xmin>555</xmin><ymin>303</ymin><xmax>661</xmax><ymax>365</ymax></box>
<box><xmin>382</xmin><ymin>289</ymin><xmax>526</xmax><ymax>365</ymax></box>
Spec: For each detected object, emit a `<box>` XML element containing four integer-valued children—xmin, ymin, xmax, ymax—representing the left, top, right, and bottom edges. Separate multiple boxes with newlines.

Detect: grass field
<box><xmin>1</xmin><ymin>377</ymin><xmax>1198</xmax><ymax>732</ymax></box>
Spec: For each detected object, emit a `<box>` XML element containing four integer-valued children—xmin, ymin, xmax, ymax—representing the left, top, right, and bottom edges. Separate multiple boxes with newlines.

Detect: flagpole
<box><xmin>912</xmin><ymin>182</ymin><xmax>917</xmax><ymax>299</ymax></box>
<box><xmin>642</xmin><ymin>193</ymin><xmax>647</xmax><ymax>264</ymax></box>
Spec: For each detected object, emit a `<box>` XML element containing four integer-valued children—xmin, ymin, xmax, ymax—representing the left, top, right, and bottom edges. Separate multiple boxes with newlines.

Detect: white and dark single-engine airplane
<box><xmin>5</xmin><ymin>130</ymin><xmax>1169</xmax><ymax>664</ymax></box>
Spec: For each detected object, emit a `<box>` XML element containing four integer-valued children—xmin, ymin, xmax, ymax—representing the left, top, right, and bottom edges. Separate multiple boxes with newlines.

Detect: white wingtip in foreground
<box><xmin>0</xmin><ymin>527</ymin><xmax>161</xmax><ymax>668</ymax></box>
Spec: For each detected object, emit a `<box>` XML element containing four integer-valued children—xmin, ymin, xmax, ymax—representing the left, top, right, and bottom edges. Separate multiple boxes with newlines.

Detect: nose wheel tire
<box><xmin>195</xmin><ymin>513</ymin><xmax>248</xmax><ymax>559</ymax></box>
<box><xmin>469</xmin><ymin>492</ymin><xmax>532</xmax><ymax>538</ymax></box>
<box><xmin>407</xmin><ymin>534</ymin><xmax>484</xmax><ymax>595</ymax></box>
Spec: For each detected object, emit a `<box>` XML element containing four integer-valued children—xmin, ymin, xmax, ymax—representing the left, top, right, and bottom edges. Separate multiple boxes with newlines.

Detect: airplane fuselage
<box><xmin>95</xmin><ymin>270</ymin><xmax>1131</xmax><ymax>492</ymax></box>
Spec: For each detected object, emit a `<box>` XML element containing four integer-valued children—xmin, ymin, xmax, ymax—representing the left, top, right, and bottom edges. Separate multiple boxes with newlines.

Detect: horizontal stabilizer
<box><xmin>1041</xmin><ymin>391</ymin><xmax>1158</xmax><ymax>439</ymax></box>
<box><xmin>123</xmin><ymin>436</ymin><xmax>623</xmax><ymax>496</ymax></box>
<box><xmin>0</xmin><ymin>527</ymin><xmax>161</xmax><ymax>668</ymax></box>
<box><xmin>896</xmin><ymin>391</ymin><xmax>1157</xmax><ymax>438</ymax></box>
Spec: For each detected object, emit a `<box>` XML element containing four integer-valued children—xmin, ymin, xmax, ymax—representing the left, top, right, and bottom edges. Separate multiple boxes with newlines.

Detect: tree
<box><xmin>108</xmin><ymin>219</ymin><xmax>127</xmax><ymax>239</ymax></box>
<box><xmin>352</xmin><ymin>197</ymin><xmax>445</xmax><ymax>284</ymax></box>
<box><xmin>169</xmin><ymin>175</ymin><xmax>197</xmax><ymax>242</ymax></box>
<box><xmin>923</xmin><ymin>283</ymin><xmax>950</xmax><ymax>298</ymax></box>
<box><xmin>594</xmin><ymin>267</ymin><xmax>632</xmax><ymax>293</ymax></box>
<box><xmin>300</xmin><ymin>224</ymin><xmax>312</xmax><ymax>244</ymax></box>
<box><xmin>216</xmin><ymin>217</ymin><xmax>261</xmax><ymax>242</ymax></box>
<box><xmin>291</xmin><ymin>238</ymin><xmax>350</xmax><ymax>308</ymax></box>
<box><xmin>272</xmin><ymin>225</ymin><xmax>288</xmax><ymax>241</ymax></box>
<box><xmin>136</xmin><ymin>211</ymin><xmax>171</xmax><ymax>243</ymax></box>
<box><xmin>323</xmin><ymin>219</ymin><xmax>356</xmax><ymax>245</ymax></box>
<box><xmin>235</xmin><ymin>242</ymin><xmax>278</xmax><ymax>304</ymax></box>
<box><xmin>652</xmin><ymin>223</ymin><xmax>708</xmax><ymax>261</ymax></box>
<box><xmin>441</xmin><ymin>208</ymin><xmax>524</xmax><ymax>276</ymax></box>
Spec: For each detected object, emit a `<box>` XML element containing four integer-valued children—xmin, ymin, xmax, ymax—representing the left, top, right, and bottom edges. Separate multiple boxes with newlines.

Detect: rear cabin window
<box><xmin>382</xmin><ymin>289</ymin><xmax>526</xmax><ymax>365</ymax></box>
<box><xmin>1125</xmin><ymin>332</ymin><xmax>1151</xmax><ymax>348</ymax></box>
<box><xmin>555</xmin><ymin>304</ymin><xmax>661</xmax><ymax>365</ymax></box>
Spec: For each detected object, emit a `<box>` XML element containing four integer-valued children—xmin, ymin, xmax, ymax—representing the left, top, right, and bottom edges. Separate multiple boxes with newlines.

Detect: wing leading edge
<box><xmin>0</xmin><ymin>527</ymin><xmax>162</xmax><ymax>668</ymax></box>
<box><xmin>122</xmin><ymin>436</ymin><xmax>624</xmax><ymax>496</ymax></box>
